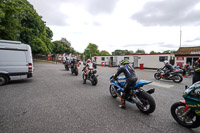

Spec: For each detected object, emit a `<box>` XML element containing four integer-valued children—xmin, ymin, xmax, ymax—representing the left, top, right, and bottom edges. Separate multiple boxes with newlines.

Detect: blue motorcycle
<box><xmin>171</xmin><ymin>81</ymin><xmax>200</xmax><ymax>128</ymax></box>
<box><xmin>109</xmin><ymin>76</ymin><xmax>156</xmax><ymax>114</ymax></box>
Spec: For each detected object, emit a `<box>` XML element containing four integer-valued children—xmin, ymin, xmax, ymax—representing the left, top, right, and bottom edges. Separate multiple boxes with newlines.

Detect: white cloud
<box><xmin>27</xmin><ymin>0</ymin><xmax>200</xmax><ymax>54</ymax></box>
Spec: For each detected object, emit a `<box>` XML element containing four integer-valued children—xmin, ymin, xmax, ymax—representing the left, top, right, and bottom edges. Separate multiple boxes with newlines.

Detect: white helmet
<box><xmin>163</xmin><ymin>60</ymin><xmax>168</xmax><ymax>64</ymax></box>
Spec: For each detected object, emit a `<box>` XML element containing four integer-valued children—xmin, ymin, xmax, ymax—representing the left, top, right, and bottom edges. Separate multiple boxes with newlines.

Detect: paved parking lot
<box><xmin>0</xmin><ymin>62</ymin><xmax>199</xmax><ymax>133</ymax></box>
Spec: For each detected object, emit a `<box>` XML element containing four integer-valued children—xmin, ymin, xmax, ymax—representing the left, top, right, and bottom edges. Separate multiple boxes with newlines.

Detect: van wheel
<box><xmin>0</xmin><ymin>74</ymin><xmax>9</xmax><ymax>86</ymax></box>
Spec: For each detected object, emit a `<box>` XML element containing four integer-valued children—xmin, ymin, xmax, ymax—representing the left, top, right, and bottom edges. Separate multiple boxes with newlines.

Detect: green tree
<box><xmin>135</xmin><ymin>49</ymin><xmax>145</xmax><ymax>54</ymax></box>
<box><xmin>150</xmin><ymin>51</ymin><xmax>157</xmax><ymax>54</ymax></box>
<box><xmin>100</xmin><ymin>50</ymin><xmax>110</xmax><ymax>55</ymax></box>
<box><xmin>52</xmin><ymin>38</ymin><xmax>79</xmax><ymax>55</ymax></box>
<box><xmin>84</xmin><ymin>43</ymin><xmax>100</xmax><ymax>59</ymax></box>
<box><xmin>112</xmin><ymin>49</ymin><xmax>134</xmax><ymax>55</ymax></box>
<box><xmin>163</xmin><ymin>50</ymin><xmax>170</xmax><ymax>53</ymax></box>
<box><xmin>0</xmin><ymin>0</ymin><xmax>54</xmax><ymax>54</ymax></box>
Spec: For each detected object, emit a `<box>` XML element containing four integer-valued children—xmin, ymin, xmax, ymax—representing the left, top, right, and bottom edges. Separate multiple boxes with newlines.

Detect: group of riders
<box><xmin>65</xmin><ymin>56</ymin><xmax>200</xmax><ymax>109</ymax></box>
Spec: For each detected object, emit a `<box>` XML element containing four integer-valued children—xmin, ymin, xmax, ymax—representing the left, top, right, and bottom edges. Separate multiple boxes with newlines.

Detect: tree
<box><xmin>0</xmin><ymin>0</ymin><xmax>54</xmax><ymax>54</ymax></box>
<box><xmin>112</xmin><ymin>49</ymin><xmax>134</xmax><ymax>55</ymax></box>
<box><xmin>150</xmin><ymin>51</ymin><xmax>157</xmax><ymax>54</ymax></box>
<box><xmin>84</xmin><ymin>43</ymin><xmax>100</xmax><ymax>60</ymax></box>
<box><xmin>135</xmin><ymin>49</ymin><xmax>145</xmax><ymax>54</ymax></box>
<box><xmin>162</xmin><ymin>50</ymin><xmax>176</xmax><ymax>54</ymax></box>
<box><xmin>52</xmin><ymin>38</ymin><xmax>79</xmax><ymax>55</ymax></box>
<box><xmin>163</xmin><ymin>50</ymin><xmax>170</xmax><ymax>53</ymax></box>
<box><xmin>100</xmin><ymin>50</ymin><xmax>110</xmax><ymax>55</ymax></box>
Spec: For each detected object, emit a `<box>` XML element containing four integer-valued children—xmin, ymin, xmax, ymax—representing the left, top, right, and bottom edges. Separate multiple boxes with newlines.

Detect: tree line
<box><xmin>0</xmin><ymin>0</ymin><xmax>176</xmax><ymax>59</ymax></box>
<box><xmin>0</xmin><ymin>0</ymin><xmax>79</xmax><ymax>55</ymax></box>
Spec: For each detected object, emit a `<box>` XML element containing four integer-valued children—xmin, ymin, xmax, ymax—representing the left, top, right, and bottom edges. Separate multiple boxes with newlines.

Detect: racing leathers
<box><xmin>113</xmin><ymin>64</ymin><xmax>138</xmax><ymax>107</ymax></box>
<box><xmin>162</xmin><ymin>63</ymin><xmax>174</xmax><ymax>77</ymax></box>
<box><xmin>82</xmin><ymin>62</ymin><xmax>93</xmax><ymax>84</ymax></box>
<box><xmin>193</xmin><ymin>60</ymin><xmax>200</xmax><ymax>84</ymax></box>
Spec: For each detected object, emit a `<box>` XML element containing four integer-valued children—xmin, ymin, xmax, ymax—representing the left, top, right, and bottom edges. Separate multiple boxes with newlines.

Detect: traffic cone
<box><xmin>143</xmin><ymin>76</ymin><xmax>145</xmax><ymax>80</ymax></box>
<box><xmin>100</xmin><ymin>69</ymin><xmax>102</xmax><ymax>72</ymax></box>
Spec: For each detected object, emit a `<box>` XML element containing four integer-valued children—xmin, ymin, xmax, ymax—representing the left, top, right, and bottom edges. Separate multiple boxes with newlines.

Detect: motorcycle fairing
<box><xmin>134</xmin><ymin>80</ymin><xmax>152</xmax><ymax>88</ymax></box>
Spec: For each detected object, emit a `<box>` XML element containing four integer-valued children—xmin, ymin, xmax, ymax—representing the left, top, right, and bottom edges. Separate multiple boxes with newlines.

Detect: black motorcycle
<box><xmin>64</xmin><ymin>60</ymin><xmax>70</xmax><ymax>71</ymax></box>
<box><xmin>70</xmin><ymin>59</ymin><xmax>79</xmax><ymax>76</ymax></box>
<box><xmin>154</xmin><ymin>68</ymin><xmax>183</xmax><ymax>83</ymax></box>
<box><xmin>82</xmin><ymin>68</ymin><xmax>98</xmax><ymax>85</ymax></box>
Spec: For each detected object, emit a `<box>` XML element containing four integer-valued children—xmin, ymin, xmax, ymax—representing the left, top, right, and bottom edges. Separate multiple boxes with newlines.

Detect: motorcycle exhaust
<box><xmin>146</xmin><ymin>88</ymin><xmax>155</xmax><ymax>94</ymax></box>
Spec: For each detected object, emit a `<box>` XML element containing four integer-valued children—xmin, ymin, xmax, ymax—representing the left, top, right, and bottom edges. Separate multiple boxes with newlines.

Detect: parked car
<box><xmin>0</xmin><ymin>40</ymin><xmax>33</xmax><ymax>86</ymax></box>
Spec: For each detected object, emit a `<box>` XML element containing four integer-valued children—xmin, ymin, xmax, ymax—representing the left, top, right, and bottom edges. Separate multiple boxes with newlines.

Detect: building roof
<box><xmin>175</xmin><ymin>46</ymin><xmax>200</xmax><ymax>56</ymax></box>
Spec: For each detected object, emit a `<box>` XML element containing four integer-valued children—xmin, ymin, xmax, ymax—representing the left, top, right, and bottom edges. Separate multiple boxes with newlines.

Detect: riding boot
<box><xmin>119</xmin><ymin>93</ymin><xmax>126</xmax><ymax>109</ymax></box>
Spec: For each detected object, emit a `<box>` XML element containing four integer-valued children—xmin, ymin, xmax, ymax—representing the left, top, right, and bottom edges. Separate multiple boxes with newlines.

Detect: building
<box><xmin>175</xmin><ymin>46</ymin><xmax>200</xmax><ymax>67</ymax></box>
<box><xmin>94</xmin><ymin>53</ymin><xmax>174</xmax><ymax>69</ymax></box>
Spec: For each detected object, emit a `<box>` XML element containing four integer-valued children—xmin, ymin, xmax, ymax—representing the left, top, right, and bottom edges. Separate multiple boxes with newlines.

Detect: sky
<box><xmin>27</xmin><ymin>0</ymin><xmax>200</xmax><ymax>54</ymax></box>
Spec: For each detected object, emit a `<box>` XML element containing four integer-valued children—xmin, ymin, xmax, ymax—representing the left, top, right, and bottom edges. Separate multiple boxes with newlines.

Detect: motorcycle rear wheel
<box><xmin>172</xmin><ymin>75</ymin><xmax>183</xmax><ymax>83</ymax></box>
<box><xmin>154</xmin><ymin>73</ymin><xmax>161</xmax><ymax>80</ymax></box>
<box><xmin>171</xmin><ymin>102</ymin><xmax>200</xmax><ymax>128</ymax></box>
<box><xmin>136</xmin><ymin>91</ymin><xmax>156</xmax><ymax>114</ymax></box>
<box><xmin>75</xmin><ymin>69</ymin><xmax>78</xmax><ymax>76</ymax></box>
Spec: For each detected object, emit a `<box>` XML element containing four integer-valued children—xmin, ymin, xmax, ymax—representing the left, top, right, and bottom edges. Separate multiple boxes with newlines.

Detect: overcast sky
<box><xmin>27</xmin><ymin>0</ymin><xmax>200</xmax><ymax>54</ymax></box>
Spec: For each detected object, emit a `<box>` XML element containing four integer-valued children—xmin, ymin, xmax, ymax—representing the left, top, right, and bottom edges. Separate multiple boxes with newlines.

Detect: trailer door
<box><xmin>133</xmin><ymin>56</ymin><xmax>138</xmax><ymax>68</ymax></box>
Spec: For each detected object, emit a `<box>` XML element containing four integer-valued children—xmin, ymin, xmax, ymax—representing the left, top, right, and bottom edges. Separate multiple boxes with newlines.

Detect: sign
<box><xmin>190</xmin><ymin>51</ymin><xmax>200</xmax><ymax>54</ymax></box>
<box><xmin>176</xmin><ymin>57</ymin><xmax>184</xmax><ymax>60</ymax></box>
<box><xmin>177</xmin><ymin>62</ymin><xmax>183</xmax><ymax>67</ymax></box>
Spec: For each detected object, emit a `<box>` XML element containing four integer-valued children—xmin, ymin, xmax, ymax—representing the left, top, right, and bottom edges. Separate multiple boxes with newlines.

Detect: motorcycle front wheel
<box><xmin>109</xmin><ymin>85</ymin><xmax>117</xmax><ymax>98</ymax></box>
<box><xmin>136</xmin><ymin>91</ymin><xmax>156</xmax><ymax>114</ymax></box>
<box><xmin>91</xmin><ymin>76</ymin><xmax>98</xmax><ymax>86</ymax></box>
<box><xmin>154</xmin><ymin>73</ymin><xmax>161</xmax><ymax>80</ymax></box>
<box><xmin>172</xmin><ymin>75</ymin><xmax>183</xmax><ymax>83</ymax></box>
<box><xmin>171</xmin><ymin>102</ymin><xmax>200</xmax><ymax>128</ymax></box>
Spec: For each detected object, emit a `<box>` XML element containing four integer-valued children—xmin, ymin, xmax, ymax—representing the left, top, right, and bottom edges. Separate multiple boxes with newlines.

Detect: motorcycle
<box><xmin>154</xmin><ymin>68</ymin><xmax>183</xmax><ymax>83</ymax></box>
<box><xmin>70</xmin><ymin>60</ymin><xmax>79</xmax><ymax>76</ymax></box>
<box><xmin>171</xmin><ymin>81</ymin><xmax>200</xmax><ymax>128</ymax></box>
<box><xmin>64</xmin><ymin>60</ymin><xmax>70</xmax><ymax>71</ymax></box>
<box><xmin>109</xmin><ymin>76</ymin><xmax>156</xmax><ymax>114</ymax></box>
<box><xmin>82</xmin><ymin>68</ymin><xmax>98</xmax><ymax>85</ymax></box>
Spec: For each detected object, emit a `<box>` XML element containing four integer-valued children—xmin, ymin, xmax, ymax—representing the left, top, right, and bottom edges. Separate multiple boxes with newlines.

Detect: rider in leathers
<box><xmin>113</xmin><ymin>60</ymin><xmax>138</xmax><ymax>108</ymax></box>
<box><xmin>193</xmin><ymin>58</ymin><xmax>200</xmax><ymax>84</ymax></box>
<box><xmin>162</xmin><ymin>60</ymin><xmax>174</xmax><ymax>78</ymax></box>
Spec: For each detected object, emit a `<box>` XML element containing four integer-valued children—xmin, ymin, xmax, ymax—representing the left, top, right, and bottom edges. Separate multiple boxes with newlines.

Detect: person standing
<box><xmin>192</xmin><ymin>58</ymin><xmax>200</xmax><ymax>84</ymax></box>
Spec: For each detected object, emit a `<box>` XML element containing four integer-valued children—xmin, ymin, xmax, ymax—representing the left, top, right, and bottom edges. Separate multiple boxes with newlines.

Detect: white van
<box><xmin>0</xmin><ymin>40</ymin><xmax>33</xmax><ymax>86</ymax></box>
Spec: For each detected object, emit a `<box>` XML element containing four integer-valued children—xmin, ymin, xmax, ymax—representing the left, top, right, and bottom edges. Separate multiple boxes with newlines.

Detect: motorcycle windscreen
<box><xmin>134</xmin><ymin>80</ymin><xmax>152</xmax><ymax>88</ymax></box>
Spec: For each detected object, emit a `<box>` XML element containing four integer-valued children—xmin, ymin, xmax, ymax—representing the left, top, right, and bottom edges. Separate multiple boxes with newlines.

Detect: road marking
<box><xmin>150</xmin><ymin>82</ymin><xmax>174</xmax><ymax>88</ymax></box>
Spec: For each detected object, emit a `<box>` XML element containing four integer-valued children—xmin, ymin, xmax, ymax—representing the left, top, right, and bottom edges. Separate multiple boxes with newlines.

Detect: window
<box><xmin>101</xmin><ymin>57</ymin><xmax>105</xmax><ymax>61</ymax></box>
<box><xmin>124</xmin><ymin>57</ymin><xmax>129</xmax><ymax>60</ymax></box>
<box><xmin>159</xmin><ymin>56</ymin><xmax>168</xmax><ymax>62</ymax></box>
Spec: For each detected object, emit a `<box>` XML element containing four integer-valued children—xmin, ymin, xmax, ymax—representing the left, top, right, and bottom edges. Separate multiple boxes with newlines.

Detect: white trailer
<box><xmin>94</xmin><ymin>53</ymin><xmax>174</xmax><ymax>69</ymax></box>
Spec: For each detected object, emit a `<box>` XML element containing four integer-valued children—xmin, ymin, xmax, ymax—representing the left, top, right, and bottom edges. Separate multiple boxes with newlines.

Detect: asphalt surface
<box><xmin>0</xmin><ymin>62</ymin><xmax>199</xmax><ymax>133</ymax></box>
